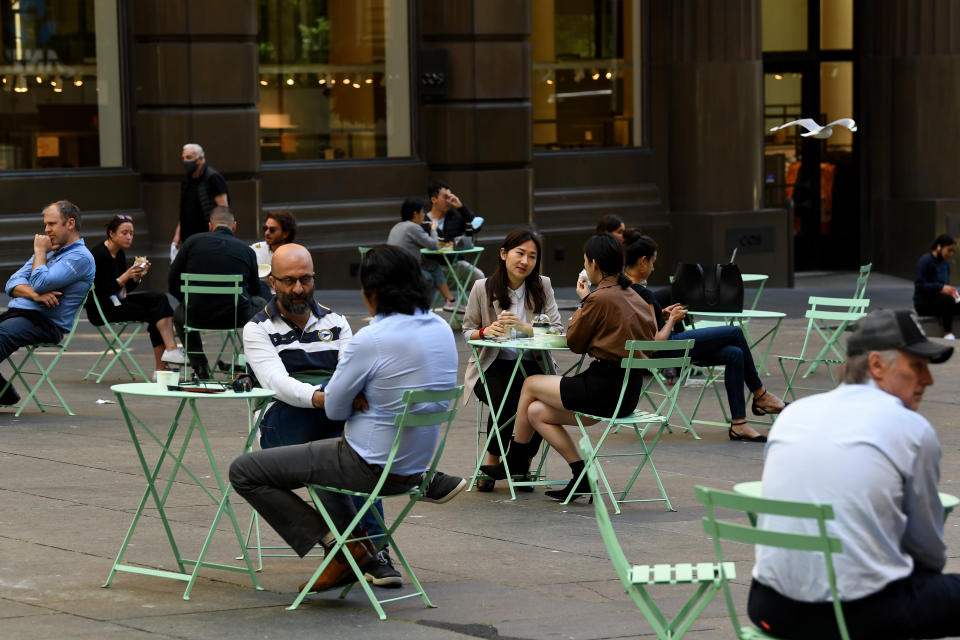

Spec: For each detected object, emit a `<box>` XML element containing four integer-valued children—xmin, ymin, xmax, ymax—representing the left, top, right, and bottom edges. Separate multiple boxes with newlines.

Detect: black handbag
<box><xmin>671</xmin><ymin>263</ymin><xmax>744</xmax><ymax>312</ymax></box>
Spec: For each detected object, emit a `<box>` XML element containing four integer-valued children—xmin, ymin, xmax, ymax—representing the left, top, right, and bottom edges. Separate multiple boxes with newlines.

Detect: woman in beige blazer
<box><xmin>462</xmin><ymin>229</ymin><xmax>563</xmax><ymax>492</ymax></box>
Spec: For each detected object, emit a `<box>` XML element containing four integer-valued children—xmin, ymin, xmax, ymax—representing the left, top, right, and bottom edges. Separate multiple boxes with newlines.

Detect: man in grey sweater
<box><xmin>387</xmin><ymin>198</ymin><xmax>456</xmax><ymax>309</ymax></box>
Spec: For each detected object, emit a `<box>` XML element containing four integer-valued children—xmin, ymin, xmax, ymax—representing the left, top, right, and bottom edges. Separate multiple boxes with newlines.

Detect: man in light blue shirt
<box><xmin>750</xmin><ymin>310</ymin><xmax>960</xmax><ymax>639</ymax></box>
<box><xmin>230</xmin><ymin>245</ymin><xmax>464</xmax><ymax>595</ymax></box>
<box><xmin>0</xmin><ymin>201</ymin><xmax>95</xmax><ymax>406</ymax></box>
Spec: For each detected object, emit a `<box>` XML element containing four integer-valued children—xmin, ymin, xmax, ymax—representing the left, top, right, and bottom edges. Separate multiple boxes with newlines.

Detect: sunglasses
<box><xmin>263</xmin><ymin>225</ymin><xmax>280</xmax><ymax>233</ymax></box>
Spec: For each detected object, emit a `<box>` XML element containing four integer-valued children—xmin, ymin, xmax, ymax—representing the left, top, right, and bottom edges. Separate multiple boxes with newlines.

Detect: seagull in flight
<box><xmin>768</xmin><ymin>118</ymin><xmax>857</xmax><ymax>139</ymax></box>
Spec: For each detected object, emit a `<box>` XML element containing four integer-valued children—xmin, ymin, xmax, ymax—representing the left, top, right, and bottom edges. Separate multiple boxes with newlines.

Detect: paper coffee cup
<box><xmin>156</xmin><ymin>370</ymin><xmax>179</xmax><ymax>388</ymax></box>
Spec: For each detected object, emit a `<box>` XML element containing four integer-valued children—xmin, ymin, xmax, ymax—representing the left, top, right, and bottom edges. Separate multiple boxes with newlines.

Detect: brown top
<box><xmin>566</xmin><ymin>275</ymin><xmax>657</xmax><ymax>360</ymax></box>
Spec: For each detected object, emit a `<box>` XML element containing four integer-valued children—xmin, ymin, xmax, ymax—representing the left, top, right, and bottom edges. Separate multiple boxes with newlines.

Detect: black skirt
<box><xmin>560</xmin><ymin>358</ymin><xmax>643</xmax><ymax>418</ymax></box>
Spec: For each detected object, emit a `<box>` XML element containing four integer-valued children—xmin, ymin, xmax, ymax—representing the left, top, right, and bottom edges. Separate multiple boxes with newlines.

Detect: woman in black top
<box><xmin>624</xmin><ymin>234</ymin><xmax>786</xmax><ymax>442</ymax></box>
<box><xmin>913</xmin><ymin>233</ymin><xmax>959</xmax><ymax>339</ymax></box>
<box><xmin>86</xmin><ymin>215</ymin><xmax>184</xmax><ymax>371</ymax></box>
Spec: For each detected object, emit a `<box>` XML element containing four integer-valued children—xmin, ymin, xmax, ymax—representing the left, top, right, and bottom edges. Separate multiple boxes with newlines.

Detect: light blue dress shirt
<box><xmin>754</xmin><ymin>381</ymin><xmax>946</xmax><ymax>602</ymax></box>
<box><xmin>324</xmin><ymin>309</ymin><xmax>458</xmax><ymax>475</ymax></box>
<box><xmin>5</xmin><ymin>239</ymin><xmax>96</xmax><ymax>332</ymax></box>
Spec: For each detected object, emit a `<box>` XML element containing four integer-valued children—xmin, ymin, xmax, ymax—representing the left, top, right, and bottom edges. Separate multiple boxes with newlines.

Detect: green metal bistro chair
<box><xmin>695</xmin><ymin>486</ymin><xmax>849</xmax><ymax>640</ymax></box>
<box><xmin>777</xmin><ymin>296</ymin><xmax>870</xmax><ymax>401</ymax></box>
<box><xmin>0</xmin><ymin>285</ymin><xmax>91</xmax><ymax>416</ymax></box>
<box><xmin>803</xmin><ymin>264</ymin><xmax>872</xmax><ymax>377</ymax></box>
<box><xmin>289</xmin><ymin>386</ymin><xmax>464</xmax><ymax>619</ymax></box>
<box><xmin>582</xmin><ymin>436</ymin><xmax>731</xmax><ymax>640</ymax></box>
<box><xmin>83</xmin><ymin>282</ymin><xmax>149</xmax><ymax>383</ymax></box>
<box><xmin>569</xmin><ymin>340</ymin><xmax>691</xmax><ymax>513</ymax></box>
<box><xmin>635</xmin><ymin>338</ymin><xmax>697</xmax><ymax>438</ymax></box>
<box><xmin>180</xmin><ymin>273</ymin><xmax>245</xmax><ymax>380</ymax></box>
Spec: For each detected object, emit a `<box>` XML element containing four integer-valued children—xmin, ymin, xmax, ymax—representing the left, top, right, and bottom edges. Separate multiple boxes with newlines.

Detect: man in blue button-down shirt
<box><xmin>0</xmin><ymin>200</ymin><xmax>95</xmax><ymax>406</ymax></box>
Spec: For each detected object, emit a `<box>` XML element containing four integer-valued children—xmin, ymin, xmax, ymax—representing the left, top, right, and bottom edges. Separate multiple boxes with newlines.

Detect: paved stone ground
<box><xmin>1</xmin><ymin>271</ymin><xmax>958</xmax><ymax>640</ymax></box>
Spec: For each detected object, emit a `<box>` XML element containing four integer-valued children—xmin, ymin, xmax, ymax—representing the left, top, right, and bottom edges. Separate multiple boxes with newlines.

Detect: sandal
<box><xmin>729</xmin><ymin>420</ymin><xmax>767</xmax><ymax>443</ymax></box>
<box><xmin>751</xmin><ymin>390</ymin><xmax>789</xmax><ymax>416</ymax></box>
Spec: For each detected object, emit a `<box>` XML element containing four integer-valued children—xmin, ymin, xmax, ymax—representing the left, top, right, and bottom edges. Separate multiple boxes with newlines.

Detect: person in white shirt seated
<box><xmin>250</xmin><ymin>210</ymin><xmax>296</xmax><ymax>294</ymax></box>
<box><xmin>750</xmin><ymin>309</ymin><xmax>959</xmax><ymax>639</ymax></box>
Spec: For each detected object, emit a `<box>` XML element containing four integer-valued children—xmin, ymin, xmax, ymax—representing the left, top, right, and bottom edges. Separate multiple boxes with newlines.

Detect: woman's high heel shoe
<box><xmin>751</xmin><ymin>390</ymin><xmax>789</xmax><ymax>416</ymax></box>
<box><xmin>728</xmin><ymin>420</ymin><xmax>767</xmax><ymax>443</ymax></box>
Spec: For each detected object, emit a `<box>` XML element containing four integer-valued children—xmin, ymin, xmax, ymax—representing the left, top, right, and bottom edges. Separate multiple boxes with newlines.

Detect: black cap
<box><xmin>847</xmin><ymin>310</ymin><xmax>953</xmax><ymax>364</ymax></box>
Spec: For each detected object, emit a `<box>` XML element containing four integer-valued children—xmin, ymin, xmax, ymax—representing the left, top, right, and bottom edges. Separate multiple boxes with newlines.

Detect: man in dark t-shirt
<box><xmin>173</xmin><ymin>143</ymin><xmax>229</xmax><ymax>249</ymax></box>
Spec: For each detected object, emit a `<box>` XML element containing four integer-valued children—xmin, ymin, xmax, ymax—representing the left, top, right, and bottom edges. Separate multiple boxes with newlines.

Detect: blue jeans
<box><xmin>670</xmin><ymin>326</ymin><xmax>762</xmax><ymax>420</ymax></box>
<box><xmin>258</xmin><ymin>401</ymin><xmax>386</xmax><ymax>545</ymax></box>
<box><xmin>0</xmin><ymin>310</ymin><xmax>62</xmax><ymax>390</ymax></box>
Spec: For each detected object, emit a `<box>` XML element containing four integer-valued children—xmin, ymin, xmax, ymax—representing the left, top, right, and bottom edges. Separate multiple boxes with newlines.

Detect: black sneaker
<box><xmin>421</xmin><ymin>471</ymin><xmax>466</xmax><ymax>504</ymax></box>
<box><xmin>364</xmin><ymin>549</ymin><xmax>402</xmax><ymax>588</ymax></box>
<box><xmin>0</xmin><ymin>381</ymin><xmax>20</xmax><ymax>406</ymax></box>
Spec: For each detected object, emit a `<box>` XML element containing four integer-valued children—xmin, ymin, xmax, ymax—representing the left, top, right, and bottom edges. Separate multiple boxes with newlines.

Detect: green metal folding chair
<box><xmin>631</xmin><ymin>338</ymin><xmax>697</xmax><ymax>437</ymax></box>
<box><xmin>803</xmin><ymin>264</ymin><xmax>872</xmax><ymax>377</ymax></box>
<box><xmin>569</xmin><ymin>340</ymin><xmax>691</xmax><ymax>513</ymax></box>
<box><xmin>289</xmin><ymin>386</ymin><xmax>464</xmax><ymax>619</ymax></box>
<box><xmin>83</xmin><ymin>282</ymin><xmax>149</xmax><ymax>383</ymax></box>
<box><xmin>695</xmin><ymin>486</ymin><xmax>849</xmax><ymax>640</ymax></box>
<box><xmin>0</xmin><ymin>285</ymin><xmax>91</xmax><ymax>416</ymax></box>
<box><xmin>180</xmin><ymin>273</ymin><xmax>245</xmax><ymax>380</ymax></box>
<box><xmin>582</xmin><ymin>436</ymin><xmax>732</xmax><ymax>640</ymax></box>
<box><xmin>777</xmin><ymin>296</ymin><xmax>869</xmax><ymax>400</ymax></box>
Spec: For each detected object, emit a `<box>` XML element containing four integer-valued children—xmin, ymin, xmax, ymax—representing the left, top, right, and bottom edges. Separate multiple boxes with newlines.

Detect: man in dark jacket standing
<box><xmin>169</xmin><ymin>207</ymin><xmax>264</xmax><ymax>379</ymax></box>
<box><xmin>172</xmin><ymin>143</ymin><xmax>229</xmax><ymax>251</ymax></box>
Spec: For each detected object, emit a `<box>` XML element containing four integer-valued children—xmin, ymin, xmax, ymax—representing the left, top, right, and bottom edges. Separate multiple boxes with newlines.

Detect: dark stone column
<box><xmin>132</xmin><ymin>0</ymin><xmax>260</xmax><ymax>271</ymax></box>
<box><xmin>652</xmin><ymin>0</ymin><xmax>790</xmax><ymax>285</ymax></box>
<box><xmin>861</xmin><ymin>0</ymin><xmax>960</xmax><ymax>276</ymax></box>
<box><xmin>420</xmin><ymin>0</ymin><xmax>532</xmax><ymax>260</ymax></box>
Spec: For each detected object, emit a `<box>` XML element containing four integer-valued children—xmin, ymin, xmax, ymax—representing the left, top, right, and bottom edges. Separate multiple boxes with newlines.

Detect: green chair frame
<box><xmin>83</xmin><ymin>282</ymin><xmax>150</xmax><ymax>383</ymax></box>
<box><xmin>695</xmin><ymin>486</ymin><xmax>849</xmax><ymax>640</ymax></box>
<box><xmin>180</xmin><ymin>273</ymin><xmax>245</xmax><ymax>380</ymax></box>
<box><xmin>777</xmin><ymin>296</ymin><xmax>869</xmax><ymax>401</ymax></box>
<box><xmin>569</xmin><ymin>340</ymin><xmax>691</xmax><ymax>513</ymax></box>
<box><xmin>0</xmin><ymin>285</ymin><xmax>91</xmax><ymax>416</ymax></box>
<box><xmin>803</xmin><ymin>264</ymin><xmax>872</xmax><ymax>377</ymax></box>
<box><xmin>582</xmin><ymin>436</ymin><xmax>732</xmax><ymax>640</ymax></box>
<box><xmin>631</xmin><ymin>338</ymin><xmax>697</xmax><ymax>438</ymax></box>
<box><xmin>289</xmin><ymin>386</ymin><xmax>464</xmax><ymax>619</ymax></box>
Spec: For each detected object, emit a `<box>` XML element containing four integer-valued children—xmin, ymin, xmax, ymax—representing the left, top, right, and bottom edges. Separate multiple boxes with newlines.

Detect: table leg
<box><xmin>468</xmin><ymin>349</ymin><xmax>524</xmax><ymax>500</ymax></box>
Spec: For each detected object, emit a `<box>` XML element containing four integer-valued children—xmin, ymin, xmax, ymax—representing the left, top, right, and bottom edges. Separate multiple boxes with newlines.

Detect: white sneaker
<box><xmin>442</xmin><ymin>299</ymin><xmax>457</xmax><ymax>312</ymax></box>
<box><xmin>945</xmin><ymin>333</ymin><xmax>956</xmax><ymax>340</ymax></box>
<box><xmin>161</xmin><ymin>347</ymin><xmax>186</xmax><ymax>364</ymax></box>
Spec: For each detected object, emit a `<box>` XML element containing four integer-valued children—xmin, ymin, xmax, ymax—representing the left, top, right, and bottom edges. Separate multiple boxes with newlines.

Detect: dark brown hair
<box><xmin>104</xmin><ymin>214</ymin><xmax>133</xmax><ymax>237</ymax></box>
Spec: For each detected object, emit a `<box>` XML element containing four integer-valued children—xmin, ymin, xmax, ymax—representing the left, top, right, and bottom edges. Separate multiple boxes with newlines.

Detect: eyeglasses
<box><xmin>270</xmin><ymin>274</ymin><xmax>316</xmax><ymax>287</ymax></box>
<box><xmin>262</xmin><ymin>225</ymin><xmax>280</xmax><ymax>233</ymax></box>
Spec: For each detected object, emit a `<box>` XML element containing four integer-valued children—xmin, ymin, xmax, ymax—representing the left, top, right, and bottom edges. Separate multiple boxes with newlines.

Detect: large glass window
<box><xmin>531</xmin><ymin>0</ymin><xmax>641</xmax><ymax>150</ymax></box>
<box><xmin>0</xmin><ymin>0</ymin><xmax>122</xmax><ymax>170</ymax></box>
<box><xmin>257</xmin><ymin>0</ymin><xmax>410</xmax><ymax>162</ymax></box>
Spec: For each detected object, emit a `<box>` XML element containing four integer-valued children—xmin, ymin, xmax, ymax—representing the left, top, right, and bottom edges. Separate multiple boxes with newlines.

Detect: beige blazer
<box><xmin>460</xmin><ymin>276</ymin><xmax>563</xmax><ymax>405</ymax></box>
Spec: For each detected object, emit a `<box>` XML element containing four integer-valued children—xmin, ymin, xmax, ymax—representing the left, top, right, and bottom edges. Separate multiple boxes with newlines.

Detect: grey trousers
<box><xmin>229</xmin><ymin>438</ymin><xmax>419</xmax><ymax>557</ymax></box>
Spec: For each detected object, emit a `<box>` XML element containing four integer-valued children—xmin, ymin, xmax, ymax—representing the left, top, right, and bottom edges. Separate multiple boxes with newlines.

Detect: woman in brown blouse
<box><xmin>485</xmin><ymin>233</ymin><xmax>657</xmax><ymax>501</ymax></box>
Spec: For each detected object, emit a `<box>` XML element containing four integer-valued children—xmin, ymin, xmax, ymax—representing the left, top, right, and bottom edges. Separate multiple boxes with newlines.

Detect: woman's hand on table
<box><xmin>484</xmin><ymin>321</ymin><xmax>507</xmax><ymax>338</ymax></box>
<box><xmin>497</xmin><ymin>311</ymin><xmax>532</xmax><ymax>335</ymax></box>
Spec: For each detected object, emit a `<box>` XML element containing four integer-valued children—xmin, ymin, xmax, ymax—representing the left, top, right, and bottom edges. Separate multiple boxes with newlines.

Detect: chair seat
<box><xmin>576</xmin><ymin>409</ymin><xmax>668</xmax><ymax>425</ymax></box>
<box><xmin>631</xmin><ymin>562</ymin><xmax>736</xmax><ymax>585</ymax></box>
<box><xmin>777</xmin><ymin>355</ymin><xmax>843</xmax><ymax>364</ymax></box>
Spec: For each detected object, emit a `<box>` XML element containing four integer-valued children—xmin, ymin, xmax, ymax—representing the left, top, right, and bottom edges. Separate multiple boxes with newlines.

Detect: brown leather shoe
<box><xmin>299</xmin><ymin>538</ymin><xmax>377</xmax><ymax>593</ymax></box>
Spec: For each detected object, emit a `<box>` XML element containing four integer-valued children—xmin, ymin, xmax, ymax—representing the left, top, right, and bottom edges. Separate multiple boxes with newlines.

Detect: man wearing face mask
<box><xmin>172</xmin><ymin>143</ymin><xmax>229</xmax><ymax>251</ymax></box>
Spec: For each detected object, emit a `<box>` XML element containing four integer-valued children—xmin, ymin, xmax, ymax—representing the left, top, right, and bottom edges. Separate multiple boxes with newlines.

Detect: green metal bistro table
<box><xmin>466</xmin><ymin>336</ymin><xmax>584</xmax><ymax>499</ymax></box>
<box><xmin>688</xmin><ymin>309</ymin><xmax>786</xmax><ymax>376</ymax></box>
<box><xmin>103</xmin><ymin>382</ymin><xmax>275</xmax><ymax>599</ymax></box>
<box><xmin>733</xmin><ymin>481</ymin><xmax>960</xmax><ymax>525</ymax></box>
<box><xmin>741</xmin><ymin>273</ymin><xmax>769</xmax><ymax>310</ymax></box>
<box><xmin>421</xmin><ymin>246</ymin><xmax>484</xmax><ymax>326</ymax></box>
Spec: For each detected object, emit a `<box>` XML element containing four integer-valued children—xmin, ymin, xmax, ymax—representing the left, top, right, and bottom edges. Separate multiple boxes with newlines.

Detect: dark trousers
<box><xmin>670</xmin><ymin>325</ymin><xmax>762</xmax><ymax>420</ymax></box>
<box><xmin>101</xmin><ymin>291</ymin><xmax>174</xmax><ymax>348</ymax></box>
<box><xmin>258</xmin><ymin>401</ymin><xmax>385</xmax><ymax>542</ymax></box>
<box><xmin>474</xmin><ymin>357</ymin><xmax>544</xmax><ymax>457</ymax></box>
<box><xmin>748</xmin><ymin>573</ymin><xmax>960</xmax><ymax>640</ymax></box>
<box><xmin>0</xmin><ymin>309</ymin><xmax>62</xmax><ymax>390</ymax></box>
<box><xmin>915</xmin><ymin>294</ymin><xmax>960</xmax><ymax>333</ymax></box>
<box><xmin>229</xmin><ymin>438</ymin><xmax>420</xmax><ymax>557</ymax></box>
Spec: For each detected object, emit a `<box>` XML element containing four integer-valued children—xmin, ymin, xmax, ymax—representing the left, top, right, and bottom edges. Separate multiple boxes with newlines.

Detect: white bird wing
<box><xmin>769</xmin><ymin>118</ymin><xmax>822</xmax><ymax>133</ymax></box>
<box><xmin>825</xmin><ymin>118</ymin><xmax>857</xmax><ymax>132</ymax></box>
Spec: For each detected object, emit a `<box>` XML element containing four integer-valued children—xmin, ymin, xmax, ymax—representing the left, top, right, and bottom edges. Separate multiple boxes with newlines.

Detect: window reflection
<box><xmin>532</xmin><ymin>0</ymin><xmax>640</xmax><ymax>150</ymax></box>
<box><xmin>257</xmin><ymin>0</ymin><xmax>410</xmax><ymax>162</ymax></box>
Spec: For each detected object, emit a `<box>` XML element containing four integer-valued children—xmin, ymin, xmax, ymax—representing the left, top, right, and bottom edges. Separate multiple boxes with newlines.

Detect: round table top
<box><xmin>688</xmin><ymin>309</ymin><xmax>786</xmax><ymax>320</ymax></box>
<box><xmin>111</xmin><ymin>382</ymin><xmax>276</xmax><ymax>400</ymax></box>
<box><xmin>733</xmin><ymin>481</ymin><xmax>960</xmax><ymax>512</ymax></box>
<box><xmin>468</xmin><ymin>337</ymin><xmax>570</xmax><ymax>351</ymax></box>
<box><xmin>741</xmin><ymin>273</ymin><xmax>769</xmax><ymax>284</ymax></box>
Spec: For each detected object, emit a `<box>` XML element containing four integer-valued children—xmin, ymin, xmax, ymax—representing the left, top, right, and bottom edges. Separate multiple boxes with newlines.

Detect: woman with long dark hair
<box><xmin>624</xmin><ymin>234</ymin><xmax>786</xmax><ymax>442</ymax></box>
<box><xmin>462</xmin><ymin>229</ymin><xmax>562</xmax><ymax>492</ymax></box>
<box><xmin>914</xmin><ymin>233</ymin><xmax>960</xmax><ymax>339</ymax></box>
<box><xmin>487</xmin><ymin>234</ymin><xmax>657</xmax><ymax>501</ymax></box>
<box><xmin>85</xmin><ymin>215</ymin><xmax>184</xmax><ymax>371</ymax></box>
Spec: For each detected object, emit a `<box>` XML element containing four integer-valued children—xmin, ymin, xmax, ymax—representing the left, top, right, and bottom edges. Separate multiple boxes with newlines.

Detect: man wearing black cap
<box><xmin>748</xmin><ymin>310</ymin><xmax>959</xmax><ymax>639</ymax></box>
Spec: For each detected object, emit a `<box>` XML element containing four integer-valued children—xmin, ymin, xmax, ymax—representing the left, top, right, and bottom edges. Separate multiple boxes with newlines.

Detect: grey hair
<box><xmin>839</xmin><ymin>349</ymin><xmax>899</xmax><ymax>384</ymax></box>
<box><xmin>182</xmin><ymin>143</ymin><xmax>204</xmax><ymax>158</ymax></box>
